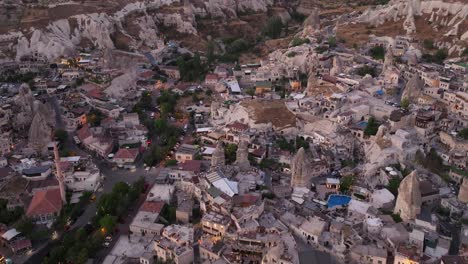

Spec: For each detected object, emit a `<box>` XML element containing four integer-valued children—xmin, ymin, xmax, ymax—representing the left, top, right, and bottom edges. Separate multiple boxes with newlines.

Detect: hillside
<box><xmin>337</xmin><ymin>0</ymin><xmax>468</xmax><ymax>56</ymax></box>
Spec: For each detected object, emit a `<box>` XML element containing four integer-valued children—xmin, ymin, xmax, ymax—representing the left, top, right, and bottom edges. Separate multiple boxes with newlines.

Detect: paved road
<box><xmin>49</xmin><ymin>95</ymin><xmax>64</xmax><ymax>130</ymax></box>
<box><xmin>73</xmin><ymin>160</ymin><xmax>161</xmax><ymax>228</ymax></box>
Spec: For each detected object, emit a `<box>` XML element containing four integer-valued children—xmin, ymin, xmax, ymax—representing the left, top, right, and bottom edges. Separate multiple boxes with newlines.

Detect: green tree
<box><xmin>386</xmin><ymin>177</ymin><xmax>401</xmax><ymax>196</ymax></box>
<box><xmin>15</xmin><ymin>217</ymin><xmax>34</xmax><ymax>237</ymax></box>
<box><xmin>459</xmin><ymin>128</ymin><xmax>468</xmax><ymax>140</ymax></box>
<box><xmin>369</xmin><ymin>46</ymin><xmax>385</xmax><ymax>60</ymax></box>
<box><xmin>423</xmin><ymin>39</ymin><xmax>435</xmax><ymax>50</ymax></box>
<box><xmin>99</xmin><ymin>215</ymin><xmax>116</xmax><ymax>233</ymax></box>
<box><xmin>356</xmin><ymin>65</ymin><xmax>376</xmax><ymax>77</ymax></box>
<box><xmin>400</xmin><ymin>97</ymin><xmax>410</xmax><ymax>110</ymax></box>
<box><xmin>76</xmin><ymin>248</ymin><xmax>89</xmax><ymax>264</ymax></box>
<box><xmin>165</xmin><ymin>159</ymin><xmax>177</xmax><ymax>166</ymax></box>
<box><xmin>364</xmin><ymin>117</ymin><xmax>379</xmax><ymax>136</ymax></box>
<box><xmin>263</xmin><ymin>16</ymin><xmax>283</xmax><ymax>39</ymax></box>
<box><xmin>434</xmin><ymin>49</ymin><xmax>448</xmax><ymax>64</ymax></box>
<box><xmin>328</xmin><ymin>36</ymin><xmax>337</xmax><ymax>48</ymax></box>
<box><xmin>177</xmin><ymin>53</ymin><xmax>207</xmax><ymax>81</ymax></box>
<box><xmin>86</xmin><ymin>108</ymin><xmax>105</xmax><ymax>127</ymax></box>
<box><xmin>245</xmin><ymin>88</ymin><xmax>255</xmax><ymax>97</ymax></box>
<box><xmin>54</xmin><ymin>129</ymin><xmax>68</xmax><ymax>144</ymax></box>
<box><xmin>228</xmin><ymin>38</ymin><xmax>250</xmax><ymax>53</ymax></box>
<box><xmin>225</xmin><ymin>144</ymin><xmax>238</xmax><ymax>164</ymax></box>
<box><xmin>340</xmin><ymin>175</ymin><xmax>355</xmax><ymax>193</ymax></box>
<box><xmin>463</xmin><ymin>48</ymin><xmax>468</xmax><ymax>57</ymax></box>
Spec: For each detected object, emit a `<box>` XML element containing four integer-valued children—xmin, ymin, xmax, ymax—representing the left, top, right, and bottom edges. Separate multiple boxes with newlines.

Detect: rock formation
<box><xmin>402</xmin><ymin>74</ymin><xmax>424</xmax><ymax>101</ymax></box>
<box><xmin>16</xmin><ymin>84</ymin><xmax>34</xmax><ymax>113</ymax></box>
<box><xmin>330</xmin><ymin>56</ymin><xmax>343</xmax><ymax>77</ymax></box>
<box><xmin>211</xmin><ymin>101</ymin><xmax>220</xmax><ymax>119</ymax></box>
<box><xmin>28</xmin><ymin>102</ymin><xmax>53</xmax><ymax>153</ymax></box>
<box><xmin>382</xmin><ymin>46</ymin><xmax>394</xmax><ymax>73</ymax></box>
<box><xmin>355</xmin><ymin>0</ymin><xmax>468</xmax><ymax>55</ymax></box>
<box><xmin>211</xmin><ymin>142</ymin><xmax>225</xmax><ymax>168</ymax></box>
<box><xmin>393</xmin><ymin>170</ymin><xmax>422</xmax><ymax>221</ymax></box>
<box><xmin>458</xmin><ymin>177</ymin><xmax>468</xmax><ymax>204</ymax></box>
<box><xmin>290</xmin><ymin>147</ymin><xmax>312</xmax><ymax>188</ymax></box>
<box><xmin>235</xmin><ymin>140</ymin><xmax>250</xmax><ymax>171</ymax></box>
<box><xmin>302</xmin><ymin>9</ymin><xmax>320</xmax><ymax>36</ymax></box>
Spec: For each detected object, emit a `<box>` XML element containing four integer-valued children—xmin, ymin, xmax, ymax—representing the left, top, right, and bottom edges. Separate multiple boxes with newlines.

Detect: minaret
<box><xmin>53</xmin><ymin>140</ymin><xmax>67</xmax><ymax>204</ymax></box>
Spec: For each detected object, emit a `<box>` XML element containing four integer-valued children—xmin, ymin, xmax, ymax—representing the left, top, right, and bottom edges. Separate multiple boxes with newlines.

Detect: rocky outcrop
<box><xmin>393</xmin><ymin>170</ymin><xmax>422</xmax><ymax>221</ymax></box>
<box><xmin>2</xmin><ymin>0</ymin><xmax>275</xmax><ymax>60</ymax></box>
<box><xmin>211</xmin><ymin>142</ymin><xmax>225</xmax><ymax>168</ymax></box>
<box><xmin>356</xmin><ymin>0</ymin><xmax>468</xmax><ymax>55</ymax></box>
<box><xmin>458</xmin><ymin>178</ymin><xmax>468</xmax><ymax>204</ymax></box>
<box><xmin>290</xmin><ymin>147</ymin><xmax>312</xmax><ymax>188</ymax></box>
<box><xmin>382</xmin><ymin>46</ymin><xmax>394</xmax><ymax>73</ymax></box>
<box><xmin>402</xmin><ymin>74</ymin><xmax>424</xmax><ymax>101</ymax></box>
<box><xmin>302</xmin><ymin>9</ymin><xmax>320</xmax><ymax>36</ymax></box>
<box><xmin>28</xmin><ymin>102</ymin><xmax>53</xmax><ymax>153</ymax></box>
<box><xmin>235</xmin><ymin>140</ymin><xmax>250</xmax><ymax>171</ymax></box>
<box><xmin>191</xmin><ymin>0</ymin><xmax>272</xmax><ymax>18</ymax></box>
<box><xmin>330</xmin><ymin>56</ymin><xmax>343</xmax><ymax>77</ymax></box>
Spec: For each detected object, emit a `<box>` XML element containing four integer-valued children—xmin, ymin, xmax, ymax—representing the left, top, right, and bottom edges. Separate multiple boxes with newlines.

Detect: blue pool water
<box><xmin>327</xmin><ymin>194</ymin><xmax>351</xmax><ymax>208</ymax></box>
<box><xmin>355</xmin><ymin>121</ymin><xmax>368</xmax><ymax>129</ymax></box>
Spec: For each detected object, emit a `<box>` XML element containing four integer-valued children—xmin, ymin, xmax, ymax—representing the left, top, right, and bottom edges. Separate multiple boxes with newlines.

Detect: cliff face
<box><xmin>0</xmin><ymin>0</ymin><xmax>274</xmax><ymax>60</ymax></box>
<box><xmin>356</xmin><ymin>0</ymin><xmax>468</xmax><ymax>55</ymax></box>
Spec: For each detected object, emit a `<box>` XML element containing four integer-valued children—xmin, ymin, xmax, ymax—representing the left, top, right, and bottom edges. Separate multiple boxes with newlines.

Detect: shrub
<box><xmin>291</xmin><ymin>37</ymin><xmax>310</xmax><ymax>47</ymax></box>
<box><xmin>287</xmin><ymin>51</ymin><xmax>298</xmax><ymax>57</ymax></box>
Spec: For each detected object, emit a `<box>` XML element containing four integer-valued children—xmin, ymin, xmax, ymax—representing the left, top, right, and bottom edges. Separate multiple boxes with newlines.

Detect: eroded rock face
<box><xmin>330</xmin><ymin>56</ymin><xmax>342</xmax><ymax>77</ymax></box>
<box><xmin>356</xmin><ymin>0</ymin><xmax>468</xmax><ymax>55</ymax></box>
<box><xmin>458</xmin><ymin>177</ymin><xmax>468</xmax><ymax>204</ymax></box>
<box><xmin>393</xmin><ymin>170</ymin><xmax>422</xmax><ymax>221</ymax></box>
<box><xmin>211</xmin><ymin>141</ymin><xmax>225</xmax><ymax>168</ymax></box>
<box><xmin>302</xmin><ymin>8</ymin><xmax>320</xmax><ymax>36</ymax></box>
<box><xmin>28</xmin><ymin>102</ymin><xmax>53</xmax><ymax>153</ymax></box>
<box><xmin>235</xmin><ymin>140</ymin><xmax>250</xmax><ymax>171</ymax></box>
<box><xmin>382</xmin><ymin>46</ymin><xmax>394</xmax><ymax>73</ymax></box>
<box><xmin>290</xmin><ymin>147</ymin><xmax>312</xmax><ymax>188</ymax></box>
<box><xmin>4</xmin><ymin>0</ymin><xmax>274</xmax><ymax>60</ymax></box>
<box><xmin>402</xmin><ymin>74</ymin><xmax>424</xmax><ymax>101</ymax></box>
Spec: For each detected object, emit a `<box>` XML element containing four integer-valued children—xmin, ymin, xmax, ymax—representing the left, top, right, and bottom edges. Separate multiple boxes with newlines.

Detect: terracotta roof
<box><xmin>79</xmin><ymin>83</ymin><xmax>100</xmax><ymax>92</ymax></box>
<box><xmin>139</xmin><ymin>71</ymin><xmax>154</xmax><ymax>79</ymax></box>
<box><xmin>101</xmin><ymin>117</ymin><xmax>115</xmax><ymax>126</ymax></box>
<box><xmin>59</xmin><ymin>161</ymin><xmax>73</xmax><ymax>172</ymax></box>
<box><xmin>232</xmin><ymin>194</ymin><xmax>260</xmax><ymax>207</ymax></box>
<box><xmin>10</xmin><ymin>239</ymin><xmax>31</xmax><ymax>252</ymax></box>
<box><xmin>205</xmin><ymin>73</ymin><xmax>219</xmax><ymax>81</ymax></box>
<box><xmin>26</xmin><ymin>177</ymin><xmax>59</xmax><ymax>194</ymax></box>
<box><xmin>140</xmin><ymin>200</ymin><xmax>165</xmax><ymax>214</ymax></box>
<box><xmin>26</xmin><ymin>189</ymin><xmax>62</xmax><ymax>217</ymax></box>
<box><xmin>179</xmin><ymin>160</ymin><xmax>202</xmax><ymax>174</ymax></box>
<box><xmin>77</xmin><ymin>124</ymin><xmax>92</xmax><ymax>141</ymax></box>
<box><xmin>87</xmin><ymin>88</ymin><xmax>105</xmax><ymax>100</ymax></box>
<box><xmin>114</xmin><ymin>148</ymin><xmax>139</xmax><ymax>160</ymax></box>
<box><xmin>227</xmin><ymin>121</ymin><xmax>249</xmax><ymax>132</ymax></box>
<box><xmin>251</xmin><ymin>147</ymin><xmax>265</xmax><ymax>157</ymax></box>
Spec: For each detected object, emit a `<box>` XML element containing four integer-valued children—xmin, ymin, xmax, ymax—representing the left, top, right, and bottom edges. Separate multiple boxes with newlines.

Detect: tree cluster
<box><xmin>369</xmin><ymin>46</ymin><xmax>385</xmax><ymax>61</ymax></box>
<box><xmin>177</xmin><ymin>53</ymin><xmax>207</xmax><ymax>81</ymax></box>
<box><xmin>421</xmin><ymin>49</ymin><xmax>448</xmax><ymax>65</ymax></box>
<box><xmin>86</xmin><ymin>108</ymin><xmax>105</xmax><ymax>127</ymax></box>
<box><xmin>357</xmin><ymin>65</ymin><xmax>377</xmax><ymax>77</ymax></box>
<box><xmin>263</xmin><ymin>16</ymin><xmax>283</xmax><ymax>39</ymax></box>
<box><xmin>364</xmin><ymin>117</ymin><xmax>379</xmax><ymax>136</ymax></box>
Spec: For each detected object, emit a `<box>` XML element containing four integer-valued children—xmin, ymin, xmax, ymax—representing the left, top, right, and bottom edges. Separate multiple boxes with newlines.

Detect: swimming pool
<box><xmin>327</xmin><ymin>194</ymin><xmax>352</xmax><ymax>208</ymax></box>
